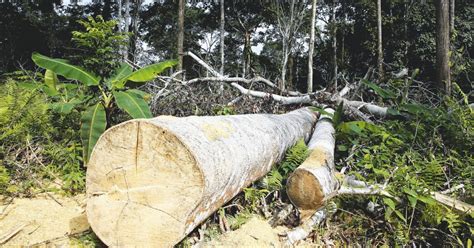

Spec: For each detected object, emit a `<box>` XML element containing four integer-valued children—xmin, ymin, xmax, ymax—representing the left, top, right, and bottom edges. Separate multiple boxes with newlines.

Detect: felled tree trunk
<box><xmin>86</xmin><ymin>108</ymin><xmax>318</xmax><ymax>247</ymax></box>
<box><xmin>286</xmin><ymin>109</ymin><xmax>339</xmax><ymax>218</ymax></box>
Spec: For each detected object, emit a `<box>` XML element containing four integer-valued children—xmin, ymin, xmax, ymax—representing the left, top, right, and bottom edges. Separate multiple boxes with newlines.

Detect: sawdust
<box><xmin>203</xmin><ymin>216</ymin><xmax>323</xmax><ymax>247</ymax></box>
<box><xmin>0</xmin><ymin>193</ymin><xmax>89</xmax><ymax>246</ymax></box>
<box><xmin>204</xmin><ymin>216</ymin><xmax>286</xmax><ymax>247</ymax></box>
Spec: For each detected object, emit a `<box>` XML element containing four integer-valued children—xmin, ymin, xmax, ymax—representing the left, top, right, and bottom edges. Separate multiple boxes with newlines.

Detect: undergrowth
<box><xmin>333</xmin><ymin>83</ymin><xmax>473</xmax><ymax>246</ymax></box>
<box><xmin>179</xmin><ymin>80</ymin><xmax>472</xmax><ymax>247</ymax></box>
<box><xmin>0</xmin><ymin>78</ymin><xmax>84</xmax><ymax>196</ymax></box>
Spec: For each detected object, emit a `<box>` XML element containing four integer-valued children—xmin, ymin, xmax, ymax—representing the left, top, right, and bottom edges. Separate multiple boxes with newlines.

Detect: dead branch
<box><xmin>431</xmin><ymin>192</ymin><xmax>473</xmax><ymax>214</ymax></box>
<box><xmin>184</xmin><ymin>50</ymin><xmax>390</xmax><ymax>119</ymax></box>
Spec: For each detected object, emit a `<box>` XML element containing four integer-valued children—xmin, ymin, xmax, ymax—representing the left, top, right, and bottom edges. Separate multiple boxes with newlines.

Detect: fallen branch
<box><xmin>431</xmin><ymin>192</ymin><xmax>473</xmax><ymax>214</ymax></box>
<box><xmin>185</xmin><ymin>50</ymin><xmax>389</xmax><ymax>119</ymax></box>
<box><xmin>230</xmin><ymin>82</ymin><xmax>312</xmax><ymax>105</ymax></box>
<box><xmin>0</xmin><ymin>222</ymin><xmax>31</xmax><ymax>245</ymax></box>
<box><xmin>281</xmin><ymin>202</ymin><xmax>337</xmax><ymax>246</ymax></box>
<box><xmin>184</xmin><ymin>76</ymin><xmax>301</xmax><ymax>96</ymax></box>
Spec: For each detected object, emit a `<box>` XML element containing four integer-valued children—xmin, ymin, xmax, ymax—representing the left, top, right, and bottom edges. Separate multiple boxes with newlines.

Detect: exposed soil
<box><xmin>0</xmin><ymin>194</ymin><xmax>89</xmax><ymax>246</ymax></box>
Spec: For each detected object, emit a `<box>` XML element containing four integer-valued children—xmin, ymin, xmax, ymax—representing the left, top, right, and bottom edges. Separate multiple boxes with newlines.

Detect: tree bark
<box><xmin>377</xmin><ymin>0</ymin><xmax>383</xmax><ymax>80</ymax></box>
<box><xmin>243</xmin><ymin>31</ymin><xmax>251</xmax><ymax>77</ymax></box>
<box><xmin>220</xmin><ymin>0</ymin><xmax>225</xmax><ymax>75</ymax></box>
<box><xmin>286</xmin><ymin>109</ymin><xmax>339</xmax><ymax>218</ymax></box>
<box><xmin>130</xmin><ymin>0</ymin><xmax>141</xmax><ymax>63</ymax></box>
<box><xmin>449</xmin><ymin>0</ymin><xmax>454</xmax><ymax>33</ymax></box>
<box><xmin>86</xmin><ymin>109</ymin><xmax>318</xmax><ymax>247</ymax></box>
<box><xmin>177</xmin><ymin>0</ymin><xmax>185</xmax><ymax>75</ymax></box>
<box><xmin>288</xmin><ymin>55</ymin><xmax>294</xmax><ymax>90</ymax></box>
<box><xmin>435</xmin><ymin>0</ymin><xmax>451</xmax><ymax>95</ymax></box>
<box><xmin>122</xmin><ymin>0</ymin><xmax>130</xmax><ymax>60</ymax></box>
<box><xmin>332</xmin><ymin>0</ymin><xmax>338</xmax><ymax>88</ymax></box>
<box><xmin>307</xmin><ymin>0</ymin><xmax>317</xmax><ymax>93</ymax></box>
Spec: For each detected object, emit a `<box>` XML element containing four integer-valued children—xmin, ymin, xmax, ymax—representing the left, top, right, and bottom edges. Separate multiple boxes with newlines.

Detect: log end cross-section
<box><xmin>86</xmin><ymin>121</ymin><xmax>205</xmax><ymax>247</ymax></box>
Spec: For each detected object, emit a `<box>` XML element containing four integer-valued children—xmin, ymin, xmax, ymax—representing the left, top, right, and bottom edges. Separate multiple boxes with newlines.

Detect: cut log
<box><xmin>286</xmin><ymin>108</ymin><xmax>339</xmax><ymax>217</ymax></box>
<box><xmin>86</xmin><ymin>108</ymin><xmax>318</xmax><ymax>247</ymax></box>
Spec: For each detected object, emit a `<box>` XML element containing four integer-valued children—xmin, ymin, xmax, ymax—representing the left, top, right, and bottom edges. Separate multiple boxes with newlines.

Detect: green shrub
<box><xmin>334</xmin><ymin>83</ymin><xmax>473</xmax><ymax>246</ymax></box>
<box><xmin>0</xmin><ymin>79</ymin><xmax>84</xmax><ymax>195</ymax></box>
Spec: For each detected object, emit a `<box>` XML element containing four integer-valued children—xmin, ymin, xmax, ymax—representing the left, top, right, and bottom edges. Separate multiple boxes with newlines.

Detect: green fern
<box><xmin>280</xmin><ymin>139</ymin><xmax>309</xmax><ymax>175</ymax></box>
<box><xmin>0</xmin><ymin>165</ymin><xmax>10</xmax><ymax>193</ymax></box>
<box><xmin>261</xmin><ymin>169</ymin><xmax>283</xmax><ymax>192</ymax></box>
<box><xmin>227</xmin><ymin>209</ymin><xmax>253</xmax><ymax>230</ymax></box>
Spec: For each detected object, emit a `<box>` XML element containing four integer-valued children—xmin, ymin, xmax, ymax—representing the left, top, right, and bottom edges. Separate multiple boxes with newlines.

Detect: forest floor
<box><xmin>0</xmin><ymin>194</ymin><xmax>89</xmax><ymax>246</ymax></box>
<box><xmin>0</xmin><ymin>194</ymin><xmax>314</xmax><ymax>247</ymax></box>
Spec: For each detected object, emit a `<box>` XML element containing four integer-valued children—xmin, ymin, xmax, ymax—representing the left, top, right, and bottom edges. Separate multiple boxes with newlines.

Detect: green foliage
<box><xmin>80</xmin><ymin>103</ymin><xmax>107</xmax><ymax>163</ymax></box>
<box><xmin>126</xmin><ymin>60</ymin><xmax>179</xmax><ymax>83</ymax></box>
<box><xmin>279</xmin><ymin>139</ymin><xmax>309</xmax><ymax>175</ymax></box>
<box><xmin>113</xmin><ymin>90</ymin><xmax>153</xmax><ymax>119</ymax></box>
<box><xmin>241</xmin><ymin>139</ymin><xmax>309</xmax><ymax>211</ymax></box>
<box><xmin>0</xmin><ymin>165</ymin><xmax>10</xmax><ymax>193</ymax></box>
<box><xmin>214</xmin><ymin>106</ymin><xmax>236</xmax><ymax>116</ymax></box>
<box><xmin>0</xmin><ymin>80</ymin><xmax>84</xmax><ymax>195</ymax></box>
<box><xmin>32</xmin><ymin>52</ymin><xmax>100</xmax><ymax>86</ymax></box>
<box><xmin>70</xmin><ymin>231</ymin><xmax>106</xmax><ymax>247</ymax></box>
<box><xmin>227</xmin><ymin>209</ymin><xmax>253</xmax><ymax>230</ymax></box>
<box><xmin>71</xmin><ymin>15</ymin><xmax>128</xmax><ymax>78</ymax></box>
<box><xmin>335</xmin><ymin>84</ymin><xmax>473</xmax><ymax>246</ymax></box>
<box><xmin>32</xmin><ymin>36</ymin><xmax>176</xmax><ymax>163</ymax></box>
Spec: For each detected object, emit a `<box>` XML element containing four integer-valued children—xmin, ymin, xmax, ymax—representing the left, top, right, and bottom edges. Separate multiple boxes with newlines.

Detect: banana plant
<box><xmin>31</xmin><ymin>52</ymin><xmax>177</xmax><ymax>164</ymax></box>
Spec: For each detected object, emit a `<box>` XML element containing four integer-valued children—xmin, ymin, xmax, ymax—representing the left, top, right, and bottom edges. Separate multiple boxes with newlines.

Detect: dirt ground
<box><xmin>0</xmin><ymin>194</ymin><xmax>89</xmax><ymax>247</ymax></box>
<box><xmin>0</xmin><ymin>195</ymin><xmax>319</xmax><ymax>247</ymax></box>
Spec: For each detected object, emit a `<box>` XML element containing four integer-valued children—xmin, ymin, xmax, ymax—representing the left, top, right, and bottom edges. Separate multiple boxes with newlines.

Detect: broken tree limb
<box><xmin>431</xmin><ymin>192</ymin><xmax>473</xmax><ymax>214</ymax></box>
<box><xmin>345</xmin><ymin>100</ymin><xmax>388</xmax><ymax>118</ymax></box>
<box><xmin>286</xmin><ymin>108</ymin><xmax>339</xmax><ymax>216</ymax></box>
<box><xmin>184</xmin><ymin>76</ymin><xmax>302</xmax><ymax>96</ymax></box>
<box><xmin>186</xmin><ymin>50</ymin><xmax>389</xmax><ymax>118</ymax></box>
<box><xmin>86</xmin><ymin>108</ymin><xmax>318</xmax><ymax>247</ymax></box>
<box><xmin>282</xmin><ymin>202</ymin><xmax>337</xmax><ymax>247</ymax></box>
<box><xmin>230</xmin><ymin>82</ymin><xmax>312</xmax><ymax>105</ymax></box>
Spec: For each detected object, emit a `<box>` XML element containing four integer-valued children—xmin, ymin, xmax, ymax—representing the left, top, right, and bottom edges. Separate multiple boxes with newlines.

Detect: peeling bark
<box><xmin>86</xmin><ymin>108</ymin><xmax>318</xmax><ymax>247</ymax></box>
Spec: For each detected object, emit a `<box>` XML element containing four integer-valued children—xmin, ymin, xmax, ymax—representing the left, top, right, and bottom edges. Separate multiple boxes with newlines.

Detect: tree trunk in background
<box><xmin>220</xmin><ymin>0</ymin><xmax>225</xmax><ymax>75</ymax></box>
<box><xmin>288</xmin><ymin>55</ymin><xmax>294</xmax><ymax>90</ymax></box>
<box><xmin>436</xmin><ymin>0</ymin><xmax>451</xmax><ymax>95</ymax></box>
<box><xmin>86</xmin><ymin>108</ymin><xmax>318</xmax><ymax>247</ymax></box>
<box><xmin>377</xmin><ymin>0</ymin><xmax>383</xmax><ymax>80</ymax></box>
<box><xmin>449</xmin><ymin>0</ymin><xmax>454</xmax><ymax>33</ymax></box>
<box><xmin>243</xmin><ymin>31</ymin><xmax>251</xmax><ymax>77</ymax></box>
<box><xmin>307</xmin><ymin>0</ymin><xmax>317</xmax><ymax>93</ymax></box>
<box><xmin>332</xmin><ymin>0</ymin><xmax>338</xmax><ymax>88</ymax></box>
<box><xmin>281</xmin><ymin>39</ymin><xmax>289</xmax><ymax>91</ymax></box>
<box><xmin>177</xmin><ymin>0</ymin><xmax>184</xmax><ymax>76</ymax></box>
<box><xmin>117</xmin><ymin>0</ymin><xmax>123</xmax><ymax>61</ymax></box>
<box><xmin>130</xmin><ymin>0</ymin><xmax>141</xmax><ymax>64</ymax></box>
<box><xmin>123</xmin><ymin>0</ymin><xmax>130</xmax><ymax>60</ymax></box>
<box><xmin>117</xmin><ymin>0</ymin><xmax>123</xmax><ymax>33</ymax></box>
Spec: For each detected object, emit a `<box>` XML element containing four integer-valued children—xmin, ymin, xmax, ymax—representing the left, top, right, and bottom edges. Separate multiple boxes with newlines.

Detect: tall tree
<box><xmin>449</xmin><ymin>0</ymin><xmax>455</xmax><ymax>33</ymax></box>
<box><xmin>273</xmin><ymin>0</ymin><xmax>307</xmax><ymax>91</ymax></box>
<box><xmin>130</xmin><ymin>0</ymin><xmax>142</xmax><ymax>64</ymax></box>
<box><xmin>227</xmin><ymin>2</ymin><xmax>266</xmax><ymax>77</ymax></box>
<box><xmin>307</xmin><ymin>0</ymin><xmax>317</xmax><ymax>93</ymax></box>
<box><xmin>377</xmin><ymin>0</ymin><xmax>383</xmax><ymax>80</ymax></box>
<box><xmin>123</xmin><ymin>0</ymin><xmax>130</xmax><ymax>60</ymax></box>
<box><xmin>178</xmin><ymin>0</ymin><xmax>184</xmax><ymax>74</ymax></box>
<box><xmin>220</xmin><ymin>0</ymin><xmax>225</xmax><ymax>75</ymax></box>
<box><xmin>332</xmin><ymin>0</ymin><xmax>338</xmax><ymax>88</ymax></box>
<box><xmin>435</xmin><ymin>0</ymin><xmax>451</xmax><ymax>95</ymax></box>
